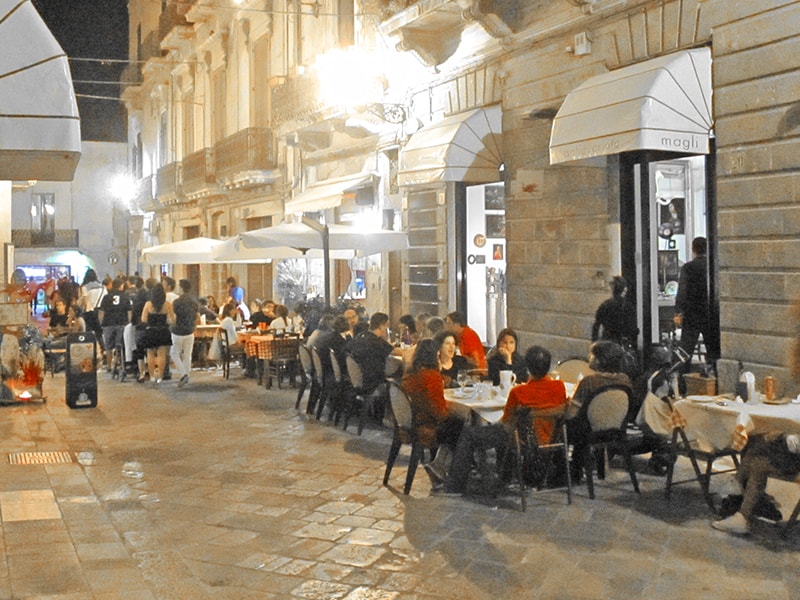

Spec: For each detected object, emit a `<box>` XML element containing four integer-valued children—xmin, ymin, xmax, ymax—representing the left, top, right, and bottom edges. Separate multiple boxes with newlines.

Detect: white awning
<box><xmin>398</xmin><ymin>105</ymin><xmax>502</xmax><ymax>187</ymax></box>
<box><xmin>284</xmin><ymin>173</ymin><xmax>375</xmax><ymax>215</ymax></box>
<box><xmin>0</xmin><ymin>0</ymin><xmax>81</xmax><ymax>181</ymax></box>
<box><xmin>549</xmin><ymin>48</ymin><xmax>712</xmax><ymax>165</ymax></box>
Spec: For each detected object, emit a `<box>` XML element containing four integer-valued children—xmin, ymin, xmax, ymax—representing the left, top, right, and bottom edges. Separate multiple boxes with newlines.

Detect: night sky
<box><xmin>32</xmin><ymin>0</ymin><xmax>129</xmax><ymax>142</ymax></box>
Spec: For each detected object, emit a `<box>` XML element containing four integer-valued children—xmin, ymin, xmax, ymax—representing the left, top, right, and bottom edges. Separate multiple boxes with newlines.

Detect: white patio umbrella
<box><xmin>211</xmin><ymin>219</ymin><xmax>409</xmax><ymax>305</ymax></box>
<box><xmin>142</xmin><ymin>237</ymin><xmax>228</xmax><ymax>265</ymax></box>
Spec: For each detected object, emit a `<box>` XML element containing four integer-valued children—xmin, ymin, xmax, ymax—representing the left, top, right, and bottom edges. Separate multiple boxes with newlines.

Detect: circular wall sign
<box><xmin>473</xmin><ymin>233</ymin><xmax>486</xmax><ymax>248</ymax></box>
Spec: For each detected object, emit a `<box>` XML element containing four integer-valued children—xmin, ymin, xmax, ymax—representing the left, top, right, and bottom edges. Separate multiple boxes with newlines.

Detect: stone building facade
<box><xmin>124</xmin><ymin>0</ymin><xmax>800</xmax><ymax>394</ymax></box>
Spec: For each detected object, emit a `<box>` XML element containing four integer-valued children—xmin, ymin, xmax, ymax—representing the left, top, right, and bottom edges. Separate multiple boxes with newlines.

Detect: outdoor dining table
<box><xmin>445</xmin><ymin>385</ymin><xmax>509</xmax><ymax>425</ymax></box>
<box><xmin>674</xmin><ymin>395</ymin><xmax>800</xmax><ymax>452</ymax></box>
<box><xmin>444</xmin><ymin>380</ymin><xmax>577</xmax><ymax>426</ymax></box>
<box><xmin>243</xmin><ymin>333</ymin><xmax>275</xmax><ymax>360</ymax></box>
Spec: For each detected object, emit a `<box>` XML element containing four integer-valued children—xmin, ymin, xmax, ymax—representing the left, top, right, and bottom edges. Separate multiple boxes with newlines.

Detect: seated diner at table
<box><xmin>197</xmin><ymin>297</ymin><xmax>220</xmax><ymax>324</ymax></box>
<box><xmin>444</xmin><ymin>311</ymin><xmax>487</xmax><ymax>369</ymax></box>
<box><xmin>432</xmin><ymin>345</ymin><xmax>567</xmax><ymax>494</ymax></box>
<box><xmin>565</xmin><ymin>340</ymin><xmax>632</xmax><ymax>481</ymax></box>
<box><xmin>435</xmin><ymin>329</ymin><xmax>470</xmax><ymax>388</ymax></box>
<box><xmin>213</xmin><ymin>301</ymin><xmax>248</xmax><ymax>371</ymax></box>
<box><xmin>249</xmin><ymin>299</ymin><xmax>275</xmax><ymax>330</ymax></box>
<box><xmin>486</xmin><ymin>328</ymin><xmax>529</xmax><ymax>386</ymax></box>
<box><xmin>348</xmin><ymin>312</ymin><xmax>395</xmax><ymax>395</ymax></box>
<box><xmin>47</xmin><ymin>298</ymin><xmax>70</xmax><ymax>337</ymax></box>
<box><xmin>402</xmin><ymin>339</ymin><xmax>465</xmax><ymax>485</ymax></box>
<box><xmin>268</xmin><ymin>304</ymin><xmax>291</xmax><ymax>334</ymax></box>
<box><xmin>712</xmin><ymin>431</ymin><xmax>800</xmax><ymax>535</ymax></box>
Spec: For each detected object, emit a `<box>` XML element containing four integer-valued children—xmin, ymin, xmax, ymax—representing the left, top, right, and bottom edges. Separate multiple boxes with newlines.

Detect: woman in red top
<box><xmin>402</xmin><ymin>339</ymin><xmax>464</xmax><ymax>482</ymax></box>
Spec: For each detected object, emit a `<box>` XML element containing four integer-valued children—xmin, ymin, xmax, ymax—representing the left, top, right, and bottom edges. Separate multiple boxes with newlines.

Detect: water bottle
<box><xmin>734</xmin><ymin>362</ymin><xmax>748</xmax><ymax>401</ymax></box>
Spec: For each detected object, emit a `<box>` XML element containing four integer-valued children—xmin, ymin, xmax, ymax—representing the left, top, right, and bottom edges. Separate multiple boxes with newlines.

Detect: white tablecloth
<box><xmin>445</xmin><ymin>386</ymin><xmax>508</xmax><ymax>424</ymax></box>
<box><xmin>674</xmin><ymin>396</ymin><xmax>800</xmax><ymax>452</ymax></box>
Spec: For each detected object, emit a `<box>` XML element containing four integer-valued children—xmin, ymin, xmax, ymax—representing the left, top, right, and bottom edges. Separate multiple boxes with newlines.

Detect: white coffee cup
<box><xmin>499</xmin><ymin>370</ymin><xmax>516</xmax><ymax>391</ymax></box>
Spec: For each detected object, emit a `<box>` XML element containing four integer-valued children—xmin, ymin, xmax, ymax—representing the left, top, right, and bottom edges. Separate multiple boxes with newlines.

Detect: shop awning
<box><xmin>284</xmin><ymin>173</ymin><xmax>375</xmax><ymax>214</ymax></box>
<box><xmin>0</xmin><ymin>0</ymin><xmax>81</xmax><ymax>181</ymax></box>
<box><xmin>549</xmin><ymin>48</ymin><xmax>712</xmax><ymax>165</ymax></box>
<box><xmin>398</xmin><ymin>105</ymin><xmax>503</xmax><ymax>187</ymax></box>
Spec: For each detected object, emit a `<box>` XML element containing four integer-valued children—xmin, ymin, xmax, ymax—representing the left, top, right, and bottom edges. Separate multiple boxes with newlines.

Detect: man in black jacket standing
<box><xmin>674</xmin><ymin>236</ymin><xmax>718</xmax><ymax>371</ymax></box>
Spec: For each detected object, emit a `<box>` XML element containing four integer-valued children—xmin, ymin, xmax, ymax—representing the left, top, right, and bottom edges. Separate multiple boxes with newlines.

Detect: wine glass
<box><xmin>456</xmin><ymin>369</ymin><xmax>469</xmax><ymax>391</ymax></box>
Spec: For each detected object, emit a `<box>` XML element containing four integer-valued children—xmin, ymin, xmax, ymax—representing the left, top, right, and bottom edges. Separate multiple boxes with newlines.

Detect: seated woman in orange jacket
<box><xmin>401</xmin><ymin>339</ymin><xmax>464</xmax><ymax>483</ymax></box>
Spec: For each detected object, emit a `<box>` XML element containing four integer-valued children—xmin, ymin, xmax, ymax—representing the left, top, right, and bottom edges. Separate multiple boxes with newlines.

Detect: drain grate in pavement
<box><xmin>8</xmin><ymin>451</ymin><xmax>73</xmax><ymax>465</ymax></box>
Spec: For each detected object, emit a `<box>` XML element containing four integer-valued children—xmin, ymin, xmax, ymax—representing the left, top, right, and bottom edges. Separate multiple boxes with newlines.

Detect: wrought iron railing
<box><xmin>12</xmin><ymin>229</ymin><xmax>79</xmax><ymax>248</ymax></box>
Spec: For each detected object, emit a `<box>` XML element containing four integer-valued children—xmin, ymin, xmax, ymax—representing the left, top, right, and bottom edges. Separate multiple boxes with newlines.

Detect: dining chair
<box><xmin>265</xmin><ymin>336</ymin><xmax>299</xmax><ymax>389</ymax></box>
<box><xmin>295</xmin><ymin>343</ymin><xmax>318</xmax><ymax>412</ymax></box>
<box><xmin>583</xmin><ymin>386</ymin><xmax>640</xmax><ymax>499</ymax></box>
<box><xmin>217</xmin><ymin>328</ymin><xmax>231</xmax><ymax>379</ymax></box>
<box><xmin>327</xmin><ymin>348</ymin><xmax>346</xmax><ymax>424</ymax></box>
<box><xmin>343</xmin><ymin>354</ymin><xmax>376</xmax><ymax>435</ymax></box>
<box><xmin>664</xmin><ymin>421</ymin><xmax>740</xmax><ymax>514</ymax></box>
<box><xmin>383</xmin><ymin>378</ymin><xmax>436</xmax><ymax>494</ymax></box>
<box><xmin>554</xmin><ymin>357</ymin><xmax>594</xmax><ymax>384</ymax></box>
<box><xmin>309</xmin><ymin>346</ymin><xmax>327</xmax><ymax>419</ymax></box>
<box><xmin>508</xmin><ymin>406</ymin><xmax>572</xmax><ymax>511</ymax></box>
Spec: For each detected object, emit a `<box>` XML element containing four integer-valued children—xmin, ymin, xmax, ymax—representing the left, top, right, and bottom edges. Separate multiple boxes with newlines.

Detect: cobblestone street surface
<box><xmin>0</xmin><ymin>368</ymin><xmax>797</xmax><ymax>599</ymax></box>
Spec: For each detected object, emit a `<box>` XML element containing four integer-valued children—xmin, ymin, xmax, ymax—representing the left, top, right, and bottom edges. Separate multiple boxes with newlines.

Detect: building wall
<box><xmin>710</xmin><ymin>0</ymin><xmax>800</xmax><ymax>391</ymax></box>
<box><xmin>489</xmin><ymin>0</ymin><xmax>800</xmax><ymax>392</ymax></box>
<box><xmin>11</xmin><ymin>141</ymin><xmax>128</xmax><ymax>280</ymax></box>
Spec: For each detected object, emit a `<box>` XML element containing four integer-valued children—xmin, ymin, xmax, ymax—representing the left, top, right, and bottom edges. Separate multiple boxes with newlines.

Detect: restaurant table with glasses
<box><xmin>674</xmin><ymin>395</ymin><xmax>800</xmax><ymax>452</ymax></box>
<box><xmin>445</xmin><ymin>381</ymin><xmax>577</xmax><ymax>425</ymax></box>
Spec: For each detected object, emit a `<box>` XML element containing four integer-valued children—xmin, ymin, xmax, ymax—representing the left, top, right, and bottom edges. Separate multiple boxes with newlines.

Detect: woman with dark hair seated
<box><xmin>566</xmin><ymin>340</ymin><xmax>632</xmax><ymax>480</ymax></box>
<box><xmin>402</xmin><ymin>339</ymin><xmax>465</xmax><ymax>484</ymax></box>
<box><xmin>486</xmin><ymin>327</ymin><xmax>529</xmax><ymax>386</ymax></box>
<box><xmin>434</xmin><ymin>329</ymin><xmax>469</xmax><ymax>388</ymax></box>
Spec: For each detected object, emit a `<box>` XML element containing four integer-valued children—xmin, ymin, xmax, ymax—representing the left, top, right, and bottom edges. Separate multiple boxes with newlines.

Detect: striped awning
<box><xmin>550</xmin><ymin>48</ymin><xmax>712</xmax><ymax>164</ymax></box>
<box><xmin>0</xmin><ymin>0</ymin><xmax>81</xmax><ymax>181</ymax></box>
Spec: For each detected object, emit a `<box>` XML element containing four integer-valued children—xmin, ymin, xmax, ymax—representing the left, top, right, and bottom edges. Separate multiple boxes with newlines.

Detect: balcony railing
<box><xmin>12</xmin><ymin>229</ymin><xmax>79</xmax><ymax>248</ymax></box>
<box><xmin>121</xmin><ymin>30</ymin><xmax>162</xmax><ymax>88</ymax></box>
<box><xmin>156</xmin><ymin>161</ymin><xmax>182</xmax><ymax>203</ymax></box>
<box><xmin>182</xmin><ymin>148</ymin><xmax>225</xmax><ymax>200</ymax></box>
<box><xmin>271</xmin><ymin>74</ymin><xmax>326</xmax><ymax>127</ymax></box>
<box><xmin>214</xmin><ymin>128</ymin><xmax>277</xmax><ymax>189</ymax></box>
<box><xmin>133</xmin><ymin>174</ymin><xmax>158</xmax><ymax>212</ymax></box>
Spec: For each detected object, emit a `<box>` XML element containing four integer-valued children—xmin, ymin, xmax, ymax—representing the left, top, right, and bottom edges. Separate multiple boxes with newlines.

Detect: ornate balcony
<box><xmin>214</xmin><ymin>128</ymin><xmax>279</xmax><ymax>190</ymax></box>
<box><xmin>133</xmin><ymin>175</ymin><xmax>159</xmax><ymax>212</ymax></box>
<box><xmin>272</xmin><ymin>73</ymin><xmax>331</xmax><ymax>129</ymax></box>
<box><xmin>12</xmin><ymin>229</ymin><xmax>79</xmax><ymax>249</ymax></box>
<box><xmin>182</xmin><ymin>148</ymin><xmax>225</xmax><ymax>201</ymax></box>
<box><xmin>156</xmin><ymin>161</ymin><xmax>182</xmax><ymax>205</ymax></box>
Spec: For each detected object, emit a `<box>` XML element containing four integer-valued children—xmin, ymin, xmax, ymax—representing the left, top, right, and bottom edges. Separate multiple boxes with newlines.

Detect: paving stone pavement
<box><xmin>0</xmin><ymin>367</ymin><xmax>798</xmax><ymax>599</ymax></box>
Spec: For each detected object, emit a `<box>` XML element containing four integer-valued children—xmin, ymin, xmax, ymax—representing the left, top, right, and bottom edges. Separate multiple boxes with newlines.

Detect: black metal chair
<box><xmin>665</xmin><ymin>421</ymin><xmax>739</xmax><ymax>514</ymax></box>
<box><xmin>343</xmin><ymin>354</ymin><xmax>385</xmax><ymax>435</ymax></box>
<box><xmin>264</xmin><ymin>336</ymin><xmax>299</xmax><ymax>389</ymax></box>
<box><xmin>509</xmin><ymin>406</ymin><xmax>572</xmax><ymax>511</ymax></box>
<box><xmin>295</xmin><ymin>343</ymin><xmax>318</xmax><ymax>412</ymax></box>
<box><xmin>383</xmin><ymin>379</ymin><xmax>436</xmax><ymax>495</ymax></box>
<box><xmin>582</xmin><ymin>386</ymin><xmax>641</xmax><ymax>499</ymax></box>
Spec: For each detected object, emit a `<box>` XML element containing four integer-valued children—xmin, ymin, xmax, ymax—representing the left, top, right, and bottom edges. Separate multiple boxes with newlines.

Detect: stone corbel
<box><xmin>461</xmin><ymin>3</ymin><xmax>513</xmax><ymax>38</ymax></box>
<box><xmin>566</xmin><ymin>0</ymin><xmax>595</xmax><ymax>14</ymax></box>
<box><xmin>396</xmin><ymin>25</ymin><xmax>463</xmax><ymax>67</ymax></box>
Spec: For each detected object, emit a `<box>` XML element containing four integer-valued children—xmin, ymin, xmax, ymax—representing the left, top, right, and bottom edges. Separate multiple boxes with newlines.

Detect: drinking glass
<box><xmin>456</xmin><ymin>369</ymin><xmax>469</xmax><ymax>390</ymax></box>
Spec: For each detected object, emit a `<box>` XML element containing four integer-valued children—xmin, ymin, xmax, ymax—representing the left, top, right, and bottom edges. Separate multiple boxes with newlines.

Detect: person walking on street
<box><xmin>141</xmin><ymin>283</ymin><xmax>175</xmax><ymax>387</ymax></box>
<box><xmin>98</xmin><ymin>276</ymin><xmax>131</xmax><ymax>373</ymax></box>
<box><xmin>171</xmin><ymin>279</ymin><xmax>199</xmax><ymax>388</ymax></box>
<box><xmin>592</xmin><ymin>275</ymin><xmax>639</xmax><ymax>346</ymax></box>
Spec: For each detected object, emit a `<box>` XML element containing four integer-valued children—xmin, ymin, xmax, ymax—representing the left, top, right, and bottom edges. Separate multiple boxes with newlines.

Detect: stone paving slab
<box><xmin>0</xmin><ymin>368</ymin><xmax>796</xmax><ymax>599</ymax></box>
